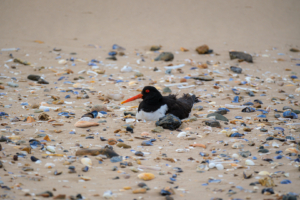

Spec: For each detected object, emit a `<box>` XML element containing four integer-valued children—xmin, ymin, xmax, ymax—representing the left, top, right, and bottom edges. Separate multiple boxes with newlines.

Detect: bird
<box><xmin>121</xmin><ymin>86</ymin><xmax>198</xmax><ymax>121</ymax></box>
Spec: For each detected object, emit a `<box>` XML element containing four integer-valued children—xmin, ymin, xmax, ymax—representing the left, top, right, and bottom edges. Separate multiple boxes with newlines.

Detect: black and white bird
<box><xmin>121</xmin><ymin>86</ymin><xmax>198</xmax><ymax>121</ymax></box>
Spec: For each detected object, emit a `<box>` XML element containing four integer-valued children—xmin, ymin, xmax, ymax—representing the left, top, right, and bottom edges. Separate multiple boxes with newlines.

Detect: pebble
<box><xmin>163</xmin><ymin>87</ymin><xmax>172</xmax><ymax>94</ymax></box>
<box><xmin>152</xmin><ymin>126</ymin><xmax>164</xmax><ymax>133</ymax></box>
<box><xmin>138</xmin><ymin>173</ymin><xmax>155</xmax><ymax>181</ymax></box>
<box><xmin>195</xmin><ymin>44</ymin><xmax>210</xmax><ymax>54</ymax></box>
<box><xmin>154</xmin><ymin>52</ymin><xmax>174</xmax><ymax>61</ymax></box>
<box><xmin>27</xmin><ymin>74</ymin><xmax>41</xmax><ymax>81</ymax></box>
<box><xmin>207</xmin><ymin>113</ymin><xmax>228</xmax><ymax>121</ymax></box>
<box><xmin>204</xmin><ymin>120</ymin><xmax>221</xmax><ymax>128</ymax></box>
<box><xmin>229</xmin><ymin>51</ymin><xmax>253</xmax><ymax>63</ymax></box>
<box><xmin>155</xmin><ymin>114</ymin><xmax>181</xmax><ymax>130</ymax></box>
<box><xmin>7</xmin><ymin>82</ymin><xmax>19</xmax><ymax>87</ymax></box>
<box><xmin>230</xmin><ymin>66</ymin><xmax>242</xmax><ymax>74</ymax></box>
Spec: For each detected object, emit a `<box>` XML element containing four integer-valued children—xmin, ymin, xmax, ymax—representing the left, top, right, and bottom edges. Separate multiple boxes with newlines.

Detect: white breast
<box><xmin>136</xmin><ymin>105</ymin><xmax>168</xmax><ymax>121</ymax></box>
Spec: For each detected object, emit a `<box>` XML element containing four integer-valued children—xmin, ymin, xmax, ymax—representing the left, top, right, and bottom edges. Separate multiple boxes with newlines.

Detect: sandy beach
<box><xmin>0</xmin><ymin>0</ymin><xmax>300</xmax><ymax>199</ymax></box>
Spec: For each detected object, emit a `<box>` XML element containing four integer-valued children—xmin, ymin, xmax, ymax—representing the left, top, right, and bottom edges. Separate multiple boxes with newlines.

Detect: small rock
<box><xmin>154</xmin><ymin>52</ymin><xmax>174</xmax><ymax>61</ymax></box>
<box><xmin>110</xmin><ymin>156</ymin><xmax>123</xmax><ymax>163</ymax></box>
<box><xmin>163</xmin><ymin>87</ymin><xmax>172</xmax><ymax>94</ymax></box>
<box><xmin>37</xmin><ymin>79</ymin><xmax>49</xmax><ymax>84</ymax></box>
<box><xmin>230</xmin><ymin>66</ymin><xmax>242</xmax><ymax>74</ymax></box>
<box><xmin>290</xmin><ymin>48</ymin><xmax>300</xmax><ymax>52</ymax></box>
<box><xmin>36</xmin><ymin>191</ymin><xmax>53</xmax><ymax>198</ymax></box>
<box><xmin>27</xmin><ymin>74</ymin><xmax>41</xmax><ymax>81</ymax></box>
<box><xmin>193</xmin><ymin>105</ymin><xmax>203</xmax><ymax>111</ymax></box>
<box><xmin>207</xmin><ymin>113</ymin><xmax>228</xmax><ymax>121</ymax></box>
<box><xmin>150</xmin><ymin>45</ymin><xmax>161</xmax><ymax>51</ymax></box>
<box><xmin>195</xmin><ymin>45</ymin><xmax>210</xmax><ymax>54</ymax></box>
<box><xmin>258</xmin><ymin>149</ymin><xmax>269</xmax><ymax>153</ymax></box>
<box><xmin>135</xmin><ymin>151</ymin><xmax>144</xmax><ymax>156</ymax></box>
<box><xmin>7</xmin><ymin>82</ymin><xmax>19</xmax><ymax>87</ymax></box>
<box><xmin>229</xmin><ymin>51</ymin><xmax>253</xmax><ymax>63</ymax></box>
<box><xmin>135</xmin><ymin>72</ymin><xmax>144</xmax><ymax>77</ymax></box>
<box><xmin>239</xmin><ymin>151</ymin><xmax>251</xmax><ymax>158</ymax></box>
<box><xmin>116</xmin><ymin>142</ymin><xmax>131</xmax><ymax>149</ymax></box>
<box><xmin>152</xmin><ymin>126</ymin><xmax>164</xmax><ymax>133</ymax></box>
<box><xmin>204</xmin><ymin>120</ymin><xmax>221</xmax><ymax>128</ymax></box>
<box><xmin>155</xmin><ymin>114</ymin><xmax>182</xmax><ymax>130</ymax></box>
<box><xmin>191</xmin><ymin>75</ymin><xmax>214</xmax><ymax>81</ymax></box>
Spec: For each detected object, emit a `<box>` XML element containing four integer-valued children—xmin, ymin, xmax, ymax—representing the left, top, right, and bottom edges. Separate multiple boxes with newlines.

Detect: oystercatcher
<box><xmin>121</xmin><ymin>86</ymin><xmax>198</xmax><ymax>121</ymax></box>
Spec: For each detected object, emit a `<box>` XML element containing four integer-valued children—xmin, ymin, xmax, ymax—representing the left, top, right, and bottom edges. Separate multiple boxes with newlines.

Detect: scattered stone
<box><xmin>207</xmin><ymin>113</ymin><xmax>228</xmax><ymax>121</ymax></box>
<box><xmin>155</xmin><ymin>114</ymin><xmax>182</xmax><ymax>130</ymax></box>
<box><xmin>27</xmin><ymin>74</ymin><xmax>41</xmax><ymax>81</ymax></box>
<box><xmin>230</xmin><ymin>66</ymin><xmax>242</xmax><ymax>74</ymax></box>
<box><xmin>154</xmin><ymin>52</ymin><xmax>174</xmax><ymax>61</ymax></box>
<box><xmin>163</xmin><ymin>87</ymin><xmax>172</xmax><ymax>94</ymax></box>
<box><xmin>196</xmin><ymin>45</ymin><xmax>210</xmax><ymax>54</ymax></box>
<box><xmin>229</xmin><ymin>51</ymin><xmax>253</xmax><ymax>63</ymax></box>
<box><xmin>204</xmin><ymin>120</ymin><xmax>221</xmax><ymax>128</ymax></box>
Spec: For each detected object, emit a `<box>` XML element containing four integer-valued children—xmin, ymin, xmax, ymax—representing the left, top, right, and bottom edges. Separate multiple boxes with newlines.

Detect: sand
<box><xmin>0</xmin><ymin>0</ymin><xmax>300</xmax><ymax>199</ymax></box>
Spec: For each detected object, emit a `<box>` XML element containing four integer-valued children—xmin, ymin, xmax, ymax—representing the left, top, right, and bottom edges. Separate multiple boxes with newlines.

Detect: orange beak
<box><xmin>121</xmin><ymin>93</ymin><xmax>143</xmax><ymax>104</ymax></box>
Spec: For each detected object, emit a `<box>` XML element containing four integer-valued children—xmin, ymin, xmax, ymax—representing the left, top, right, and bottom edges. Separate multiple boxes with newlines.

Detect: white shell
<box><xmin>86</xmin><ymin>70</ymin><xmax>98</xmax><ymax>76</ymax></box>
<box><xmin>80</xmin><ymin>176</ymin><xmax>91</xmax><ymax>181</ymax></box>
<box><xmin>44</xmin><ymin>163</ymin><xmax>55</xmax><ymax>168</ymax></box>
<box><xmin>216</xmin><ymin>164</ymin><xmax>224</xmax><ymax>170</ymax></box>
<box><xmin>232</xmin><ymin>153</ymin><xmax>239</xmax><ymax>159</ymax></box>
<box><xmin>176</xmin><ymin>149</ymin><xmax>189</xmax><ymax>153</ymax></box>
<box><xmin>208</xmin><ymin>163</ymin><xmax>216</xmax><ymax>169</ymax></box>
<box><xmin>121</xmin><ymin>66</ymin><xmax>133</xmax><ymax>73</ymax></box>
<box><xmin>258</xmin><ymin>171</ymin><xmax>270</xmax><ymax>176</ymax></box>
<box><xmin>107</xmin><ymin>93</ymin><xmax>124</xmax><ymax>101</ymax></box>
<box><xmin>46</xmin><ymin>146</ymin><xmax>55</xmax><ymax>153</ymax></box>
<box><xmin>177</xmin><ymin>132</ymin><xmax>187</xmax><ymax>138</ymax></box>
<box><xmin>81</xmin><ymin>157</ymin><xmax>92</xmax><ymax>167</ymax></box>
<box><xmin>232</xmin><ymin>142</ymin><xmax>244</xmax><ymax>149</ymax></box>
<box><xmin>103</xmin><ymin>190</ymin><xmax>113</xmax><ymax>199</ymax></box>
<box><xmin>245</xmin><ymin>159</ymin><xmax>255</xmax><ymax>166</ymax></box>
<box><xmin>295</xmin><ymin>88</ymin><xmax>300</xmax><ymax>93</ymax></box>
<box><xmin>58</xmin><ymin>59</ymin><xmax>67</xmax><ymax>65</ymax></box>
<box><xmin>272</xmin><ymin>142</ymin><xmax>279</xmax><ymax>148</ymax></box>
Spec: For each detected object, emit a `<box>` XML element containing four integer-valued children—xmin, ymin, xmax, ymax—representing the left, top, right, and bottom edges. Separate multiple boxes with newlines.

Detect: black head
<box><xmin>141</xmin><ymin>86</ymin><xmax>163</xmax><ymax>104</ymax></box>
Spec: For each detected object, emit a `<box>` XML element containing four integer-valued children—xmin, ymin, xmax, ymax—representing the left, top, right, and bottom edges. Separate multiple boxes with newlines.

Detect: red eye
<box><xmin>145</xmin><ymin>89</ymin><xmax>150</xmax><ymax>93</ymax></box>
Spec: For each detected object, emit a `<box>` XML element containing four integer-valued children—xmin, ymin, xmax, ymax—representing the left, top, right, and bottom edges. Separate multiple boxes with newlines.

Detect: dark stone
<box><xmin>260</xmin><ymin>128</ymin><xmax>268</xmax><ymax>132</ymax></box>
<box><xmin>154</xmin><ymin>52</ymin><xmax>174</xmax><ymax>61</ymax></box>
<box><xmin>239</xmin><ymin>151</ymin><xmax>251</xmax><ymax>158</ymax></box>
<box><xmin>191</xmin><ymin>75</ymin><xmax>214</xmax><ymax>81</ymax></box>
<box><xmin>150</xmin><ymin>45</ymin><xmax>161</xmax><ymax>51</ymax></box>
<box><xmin>229</xmin><ymin>51</ymin><xmax>253</xmax><ymax>63</ymax></box>
<box><xmin>27</xmin><ymin>74</ymin><xmax>41</xmax><ymax>81</ymax></box>
<box><xmin>266</xmin><ymin>137</ymin><xmax>274</xmax><ymax>141</ymax></box>
<box><xmin>207</xmin><ymin>113</ymin><xmax>228</xmax><ymax>121</ymax></box>
<box><xmin>135</xmin><ymin>151</ymin><xmax>144</xmax><ymax>156</ymax></box>
<box><xmin>274</xmin><ymin>114</ymin><xmax>281</xmax><ymax>118</ymax></box>
<box><xmin>230</xmin><ymin>66</ymin><xmax>242</xmax><ymax>74</ymax></box>
<box><xmin>126</xmin><ymin>126</ymin><xmax>134</xmax><ymax>133</ymax></box>
<box><xmin>258</xmin><ymin>149</ymin><xmax>269</xmax><ymax>153</ymax></box>
<box><xmin>283</xmin><ymin>106</ymin><xmax>293</xmax><ymax>110</ymax></box>
<box><xmin>204</xmin><ymin>120</ymin><xmax>221</xmax><ymax>128</ymax></box>
<box><xmin>261</xmin><ymin>188</ymin><xmax>274</xmax><ymax>195</ymax></box>
<box><xmin>214</xmin><ymin>110</ymin><xmax>227</xmax><ymax>115</ymax></box>
<box><xmin>36</xmin><ymin>191</ymin><xmax>53</xmax><ymax>197</ymax></box>
<box><xmin>37</xmin><ymin>78</ymin><xmax>49</xmax><ymax>84</ymax></box>
<box><xmin>155</xmin><ymin>114</ymin><xmax>181</xmax><ymax>130</ymax></box>
<box><xmin>124</xmin><ymin>111</ymin><xmax>136</xmax><ymax>116</ymax></box>
<box><xmin>106</xmin><ymin>56</ymin><xmax>117</xmax><ymax>61</ymax></box>
<box><xmin>282</xmin><ymin>194</ymin><xmax>298</xmax><ymax>200</ymax></box>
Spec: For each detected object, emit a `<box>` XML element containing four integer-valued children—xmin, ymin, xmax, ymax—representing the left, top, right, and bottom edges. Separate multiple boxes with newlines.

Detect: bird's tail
<box><xmin>177</xmin><ymin>93</ymin><xmax>199</xmax><ymax>107</ymax></box>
